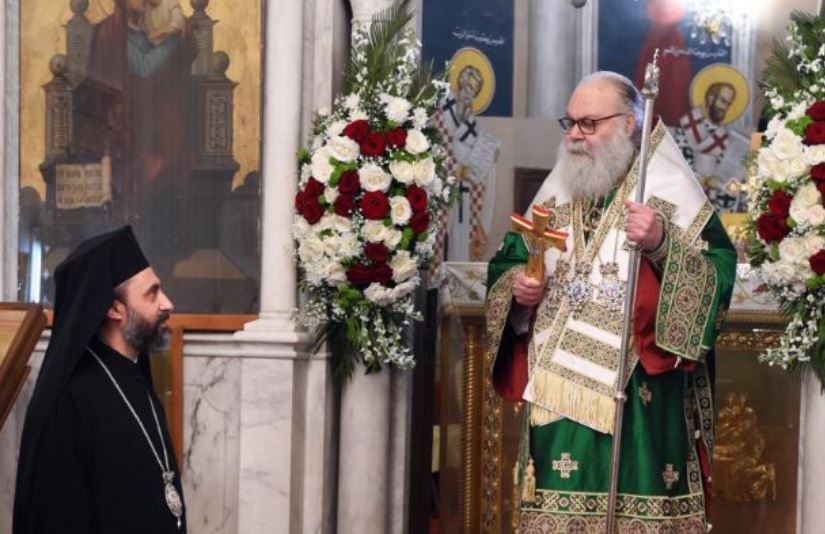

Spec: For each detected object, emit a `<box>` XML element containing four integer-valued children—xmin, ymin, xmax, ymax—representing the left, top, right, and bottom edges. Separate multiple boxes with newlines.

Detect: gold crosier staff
<box><xmin>605</xmin><ymin>51</ymin><xmax>661</xmax><ymax>534</ymax></box>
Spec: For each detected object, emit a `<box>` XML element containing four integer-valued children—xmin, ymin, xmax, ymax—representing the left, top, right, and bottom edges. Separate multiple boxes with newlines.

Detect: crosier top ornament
<box><xmin>292</xmin><ymin>0</ymin><xmax>455</xmax><ymax>382</ymax></box>
<box><xmin>745</xmin><ymin>10</ymin><xmax>825</xmax><ymax>388</ymax></box>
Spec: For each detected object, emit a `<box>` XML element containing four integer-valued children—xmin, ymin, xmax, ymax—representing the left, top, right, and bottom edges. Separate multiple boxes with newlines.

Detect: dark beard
<box><xmin>122</xmin><ymin>309</ymin><xmax>171</xmax><ymax>354</ymax></box>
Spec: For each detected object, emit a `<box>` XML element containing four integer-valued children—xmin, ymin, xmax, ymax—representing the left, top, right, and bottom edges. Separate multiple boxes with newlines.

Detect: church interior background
<box><xmin>1</xmin><ymin>0</ymin><xmax>825</xmax><ymax>532</ymax></box>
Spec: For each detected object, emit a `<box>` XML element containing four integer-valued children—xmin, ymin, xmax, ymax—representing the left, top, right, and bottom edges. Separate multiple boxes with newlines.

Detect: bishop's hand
<box><xmin>513</xmin><ymin>271</ymin><xmax>546</xmax><ymax>308</ymax></box>
<box><xmin>623</xmin><ymin>200</ymin><xmax>664</xmax><ymax>252</ymax></box>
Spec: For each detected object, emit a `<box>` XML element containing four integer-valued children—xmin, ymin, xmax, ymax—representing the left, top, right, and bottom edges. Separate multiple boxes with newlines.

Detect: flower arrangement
<box><xmin>746</xmin><ymin>11</ymin><xmax>825</xmax><ymax>387</ymax></box>
<box><xmin>292</xmin><ymin>1</ymin><xmax>454</xmax><ymax>382</ymax></box>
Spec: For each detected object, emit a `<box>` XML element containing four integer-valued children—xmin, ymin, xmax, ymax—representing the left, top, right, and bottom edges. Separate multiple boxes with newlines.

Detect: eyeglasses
<box><xmin>558</xmin><ymin>113</ymin><xmax>626</xmax><ymax>135</ymax></box>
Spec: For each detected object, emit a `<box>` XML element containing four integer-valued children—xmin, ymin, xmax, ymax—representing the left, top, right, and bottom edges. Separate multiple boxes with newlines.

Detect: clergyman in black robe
<box><xmin>14</xmin><ymin>226</ymin><xmax>187</xmax><ymax>533</ymax></box>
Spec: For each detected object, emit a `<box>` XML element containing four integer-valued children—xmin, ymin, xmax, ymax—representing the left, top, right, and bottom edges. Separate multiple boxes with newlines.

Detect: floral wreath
<box><xmin>292</xmin><ymin>1</ymin><xmax>455</xmax><ymax>382</ymax></box>
<box><xmin>746</xmin><ymin>10</ymin><xmax>825</xmax><ymax>387</ymax></box>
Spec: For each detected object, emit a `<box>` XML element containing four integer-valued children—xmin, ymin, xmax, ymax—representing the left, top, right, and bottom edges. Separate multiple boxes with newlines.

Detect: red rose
<box><xmin>294</xmin><ymin>190</ymin><xmax>307</xmax><ymax>215</ymax></box>
<box><xmin>338</xmin><ymin>170</ymin><xmax>360</xmax><ymax>194</ymax></box>
<box><xmin>371</xmin><ymin>263</ymin><xmax>393</xmax><ymax>285</ymax></box>
<box><xmin>360</xmin><ymin>132</ymin><xmax>386</xmax><ymax>157</ymax></box>
<box><xmin>807</xmin><ymin>102</ymin><xmax>825</xmax><ymax>122</ymax></box>
<box><xmin>385</xmin><ymin>128</ymin><xmax>407</xmax><ymax>149</ymax></box>
<box><xmin>364</xmin><ymin>242</ymin><xmax>389</xmax><ymax>263</ymax></box>
<box><xmin>410</xmin><ymin>210</ymin><xmax>430</xmax><ymax>234</ymax></box>
<box><xmin>406</xmin><ymin>185</ymin><xmax>428</xmax><ymax>213</ymax></box>
<box><xmin>805</xmin><ymin>121</ymin><xmax>825</xmax><ymax>145</ymax></box>
<box><xmin>810</xmin><ymin>250</ymin><xmax>825</xmax><ymax>275</ymax></box>
<box><xmin>360</xmin><ymin>191</ymin><xmax>389</xmax><ymax>219</ymax></box>
<box><xmin>334</xmin><ymin>194</ymin><xmax>355</xmax><ymax>217</ymax></box>
<box><xmin>343</xmin><ymin>120</ymin><xmax>370</xmax><ymax>143</ymax></box>
<box><xmin>302</xmin><ymin>197</ymin><xmax>324</xmax><ymax>225</ymax></box>
<box><xmin>304</xmin><ymin>177</ymin><xmax>324</xmax><ymax>198</ymax></box>
<box><xmin>755</xmin><ymin>213</ymin><xmax>789</xmax><ymax>242</ymax></box>
<box><xmin>346</xmin><ymin>263</ymin><xmax>373</xmax><ymax>287</ymax></box>
<box><xmin>766</xmin><ymin>190</ymin><xmax>793</xmax><ymax>218</ymax></box>
<box><xmin>812</xmin><ymin>163</ymin><xmax>825</xmax><ymax>181</ymax></box>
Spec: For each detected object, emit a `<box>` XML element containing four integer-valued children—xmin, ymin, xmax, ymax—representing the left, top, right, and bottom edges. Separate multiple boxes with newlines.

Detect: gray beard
<box><xmin>554</xmin><ymin>132</ymin><xmax>636</xmax><ymax>199</ymax></box>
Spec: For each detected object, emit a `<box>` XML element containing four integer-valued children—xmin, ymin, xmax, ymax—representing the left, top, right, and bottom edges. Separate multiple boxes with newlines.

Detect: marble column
<box><xmin>800</xmin><ymin>370</ymin><xmax>825</xmax><ymax>533</ymax></box>
<box><xmin>527</xmin><ymin>0</ymin><xmax>578</xmax><ymax>119</ymax></box>
<box><xmin>335</xmin><ymin>2</ymin><xmax>412</xmax><ymax>533</ymax></box>
<box><xmin>231</xmin><ymin>0</ymin><xmax>336</xmax><ymax>532</ymax></box>
<box><xmin>0</xmin><ymin>0</ymin><xmax>19</xmax><ymax>300</ymax></box>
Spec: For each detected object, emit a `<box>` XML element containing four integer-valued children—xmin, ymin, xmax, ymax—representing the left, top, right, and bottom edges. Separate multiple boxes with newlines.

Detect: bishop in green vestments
<box><xmin>486</xmin><ymin>72</ymin><xmax>736</xmax><ymax>533</ymax></box>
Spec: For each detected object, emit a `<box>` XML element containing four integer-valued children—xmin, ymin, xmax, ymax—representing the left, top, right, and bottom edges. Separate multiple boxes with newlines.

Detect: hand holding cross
<box><xmin>510</xmin><ymin>205</ymin><xmax>568</xmax><ymax>282</ymax></box>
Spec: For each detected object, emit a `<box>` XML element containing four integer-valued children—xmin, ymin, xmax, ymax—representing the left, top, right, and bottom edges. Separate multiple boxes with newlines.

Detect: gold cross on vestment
<box><xmin>510</xmin><ymin>205</ymin><xmax>568</xmax><ymax>281</ymax></box>
<box><xmin>552</xmin><ymin>452</ymin><xmax>579</xmax><ymax>479</ymax></box>
<box><xmin>662</xmin><ymin>464</ymin><xmax>680</xmax><ymax>490</ymax></box>
<box><xmin>638</xmin><ymin>382</ymin><xmax>652</xmax><ymax>407</ymax></box>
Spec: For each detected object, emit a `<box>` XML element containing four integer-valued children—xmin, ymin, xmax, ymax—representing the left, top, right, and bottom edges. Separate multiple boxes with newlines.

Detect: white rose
<box><xmin>797</xmin><ymin>183</ymin><xmax>820</xmax><ymax>208</ymax></box>
<box><xmin>389</xmin><ymin>196</ymin><xmax>412</xmax><ymax>225</ymax></box>
<box><xmin>406</xmin><ymin>129</ymin><xmax>430</xmax><ymax>155</ymax></box>
<box><xmin>364</xmin><ymin>283</ymin><xmax>395</xmax><ymax>306</ymax></box>
<box><xmin>772</xmin><ymin>128</ymin><xmax>804</xmax><ymax>161</ymax></box>
<box><xmin>333</xmin><ymin>214</ymin><xmax>353</xmax><ymax>234</ymax></box>
<box><xmin>329</xmin><ymin>135</ymin><xmax>360</xmax><ymax>162</ymax></box>
<box><xmin>328</xmin><ymin>120</ymin><xmax>348</xmax><ymax>136</ymax></box>
<box><xmin>389</xmin><ymin>160</ymin><xmax>415</xmax><ymax>184</ymax></box>
<box><xmin>789</xmin><ymin>157</ymin><xmax>808</xmax><ymax>179</ymax></box>
<box><xmin>382</xmin><ymin>95</ymin><xmax>412</xmax><ymax>124</ymax></box>
<box><xmin>771</xmin><ymin>260</ymin><xmax>803</xmax><ymax>285</ymax></box>
<box><xmin>808</xmin><ymin>204</ymin><xmax>825</xmax><ymax>227</ymax></box>
<box><xmin>779</xmin><ymin>236</ymin><xmax>807</xmax><ymax>264</ymax></box>
<box><xmin>359</xmin><ymin>163</ymin><xmax>392</xmax><ymax>192</ymax></box>
<box><xmin>805</xmin><ymin>145</ymin><xmax>825</xmax><ymax>166</ymax></box>
<box><xmin>322</xmin><ymin>233</ymin><xmax>341</xmax><ymax>258</ymax></box>
<box><xmin>311</xmin><ymin>146</ymin><xmax>334</xmax><ymax>184</ymax></box>
<box><xmin>325</xmin><ymin>262</ymin><xmax>347</xmax><ymax>285</ymax></box>
<box><xmin>412</xmin><ymin>107</ymin><xmax>428</xmax><ymax>129</ymax></box>
<box><xmin>413</xmin><ymin>158</ymin><xmax>436</xmax><ymax>188</ymax></box>
<box><xmin>390</xmin><ymin>278</ymin><xmax>418</xmax><ymax>300</ymax></box>
<box><xmin>298</xmin><ymin>233</ymin><xmax>325</xmax><ymax>265</ymax></box>
<box><xmin>362</xmin><ymin>220</ymin><xmax>388</xmax><ymax>242</ymax></box>
<box><xmin>390</xmin><ymin>250</ymin><xmax>418</xmax><ymax>282</ymax></box>
<box><xmin>324</xmin><ymin>187</ymin><xmax>339</xmax><ymax>205</ymax></box>
<box><xmin>339</xmin><ymin>232</ymin><xmax>361</xmax><ymax>258</ymax></box>
<box><xmin>383</xmin><ymin>228</ymin><xmax>403</xmax><ymax>250</ymax></box>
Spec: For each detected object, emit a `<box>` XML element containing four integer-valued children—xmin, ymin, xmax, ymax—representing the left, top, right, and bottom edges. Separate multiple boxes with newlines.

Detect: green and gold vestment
<box><xmin>486</xmin><ymin>126</ymin><xmax>736</xmax><ymax>533</ymax></box>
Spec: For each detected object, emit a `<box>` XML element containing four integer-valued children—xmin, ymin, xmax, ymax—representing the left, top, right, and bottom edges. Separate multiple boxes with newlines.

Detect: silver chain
<box><xmin>87</xmin><ymin>346</ymin><xmax>171</xmax><ymax>479</ymax></box>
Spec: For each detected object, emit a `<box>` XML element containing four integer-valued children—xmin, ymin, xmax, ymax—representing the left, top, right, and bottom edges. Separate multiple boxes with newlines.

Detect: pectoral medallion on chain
<box><xmin>596</xmin><ymin>261</ymin><xmax>625</xmax><ymax>314</ymax></box>
<box><xmin>567</xmin><ymin>263</ymin><xmax>592</xmax><ymax>314</ymax></box>
<box><xmin>163</xmin><ymin>471</ymin><xmax>183</xmax><ymax>528</ymax></box>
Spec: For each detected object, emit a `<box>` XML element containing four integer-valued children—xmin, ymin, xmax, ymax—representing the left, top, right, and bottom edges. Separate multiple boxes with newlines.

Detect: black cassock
<box><xmin>24</xmin><ymin>338</ymin><xmax>186</xmax><ymax>533</ymax></box>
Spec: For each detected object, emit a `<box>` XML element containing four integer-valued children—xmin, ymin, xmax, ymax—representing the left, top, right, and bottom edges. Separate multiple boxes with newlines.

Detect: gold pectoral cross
<box><xmin>511</xmin><ymin>205</ymin><xmax>568</xmax><ymax>281</ymax></box>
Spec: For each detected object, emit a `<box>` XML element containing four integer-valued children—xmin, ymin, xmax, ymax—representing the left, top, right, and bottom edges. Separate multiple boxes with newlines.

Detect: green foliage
<box><xmin>342</xmin><ymin>0</ymin><xmax>414</xmax><ymax>95</ymax></box>
<box><xmin>786</xmin><ymin>115</ymin><xmax>813</xmax><ymax>136</ymax></box>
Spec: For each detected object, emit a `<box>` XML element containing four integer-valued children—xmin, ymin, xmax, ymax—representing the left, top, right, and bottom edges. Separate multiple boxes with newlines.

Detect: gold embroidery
<box><xmin>522</xmin><ymin>457</ymin><xmax>537</xmax><ymax>502</ymax></box>
<box><xmin>663</xmin><ymin>464</ymin><xmax>680</xmax><ymax>490</ymax></box>
<box><xmin>552</xmin><ymin>453</ymin><xmax>579</xmax><ymax>479</ymax></box>
<box><xmin>485</xmin><ymin>266</ymin><xmax>524</xmax><ymax>379</ymax></box>
<box><xmin>525</xmin><ymin>123</ymin><xmax>667</xmax><ymax>434</ymax></box>
<box><xmin>522</xmin><ymin>489</ymin><xmax>705</xmax><ymax>520</ymax></box>
<box><xmin>656</xmin><ymin>235</ymin><xmax>718</xmax><ymax>361</ymax></box>
<box><xmin>559</xmin><ymin>330</ymin><xmax>619</xmax><ymax>370</ymax></box>
<box><xmin>638</xmin><ymin>382</ymin><xmax>652</xmax><ymax>406</ymax></box>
